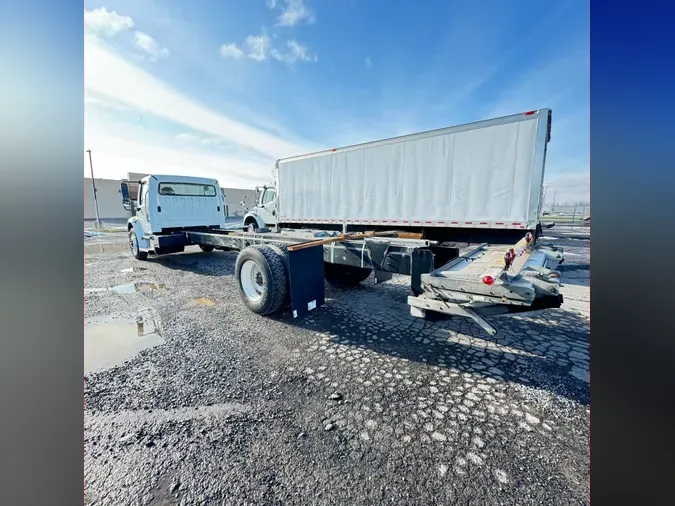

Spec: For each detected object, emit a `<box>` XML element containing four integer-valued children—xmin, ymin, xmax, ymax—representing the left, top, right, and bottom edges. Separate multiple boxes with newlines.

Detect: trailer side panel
<box><xmin>278</xmin><ymin>110</ymin><xmax>550</xmax><ymax>231</ymax></box>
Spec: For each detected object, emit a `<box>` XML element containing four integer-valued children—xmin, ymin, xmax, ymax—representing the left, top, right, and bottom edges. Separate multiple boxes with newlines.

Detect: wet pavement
<box><xmin>84</xmin><ymin>226</ymin><xmax>590</xmax><ymax>506</ymax></box>
<box><xmin>85</xmin><ymin>312</ymin><xmax>164</xmax><ymax>374</ymax></box>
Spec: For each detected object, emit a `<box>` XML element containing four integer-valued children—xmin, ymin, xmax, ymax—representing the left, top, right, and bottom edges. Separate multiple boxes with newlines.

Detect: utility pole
<box><xmin>551</xmin><ymin>190</ymin><xmax>558</xmax><ymax>214</ymax></box>
<box><xmin>86</xmin><ymin>149</ymin><xmax>102</xmax><ymax>229</ymax></box>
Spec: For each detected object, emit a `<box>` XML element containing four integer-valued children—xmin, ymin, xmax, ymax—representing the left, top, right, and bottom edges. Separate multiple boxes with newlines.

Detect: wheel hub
<box><xmin>240</xmin><ymin>260</ymin><xmax>265</xmax><ymax>302</ymax></box>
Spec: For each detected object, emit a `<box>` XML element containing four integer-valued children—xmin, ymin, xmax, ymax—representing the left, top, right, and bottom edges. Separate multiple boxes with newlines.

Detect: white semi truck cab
<box><xmin>242</xmin><ymin>185</ymin><xmax>278</xmax><ymax>231</ymax></box>
<box><xmin>120</xmin><ymin>174</ymin><xmax>226</xmax><ymax>259</ymax></box>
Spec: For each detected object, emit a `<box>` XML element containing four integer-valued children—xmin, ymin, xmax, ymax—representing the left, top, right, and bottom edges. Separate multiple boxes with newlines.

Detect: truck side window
<box><xmin>262</xmin><ymin>188</ymin><xmax>276</xmax><ymax>205</ymax></box>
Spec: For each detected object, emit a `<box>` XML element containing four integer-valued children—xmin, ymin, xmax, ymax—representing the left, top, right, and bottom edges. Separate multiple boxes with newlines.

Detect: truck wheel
<box><xmin>199</xmin><ymin>245</ymin><xmax>215</xmax><ymax>252</ymax></box>
<box><xmin>235</xmin><ymin>245</ymin><xmax>289</xmax><ymax>315</ymax></box>
<box><xmin>129</xmin><ymin>230</ymin><xmax>148</xmax><ymax>260</ymax></box>
<box><xmin>324</xmin><ymin>263</ymin><xmax>372</xmax><ymax>287</ymax></box>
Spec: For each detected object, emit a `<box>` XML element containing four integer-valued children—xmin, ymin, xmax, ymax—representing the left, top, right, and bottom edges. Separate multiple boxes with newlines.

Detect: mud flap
<box><xmin>288</xmin><ymin>245</ymin><xmax>325</xmax><ymax>318</ymax></box>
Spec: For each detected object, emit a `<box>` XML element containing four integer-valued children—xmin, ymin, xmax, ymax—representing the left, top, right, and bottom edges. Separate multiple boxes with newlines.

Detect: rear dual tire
<box><xmin>324</xmin><ymin>263</ymin><xmax>372</xmax><ymax>287</ymax></box>
<box><xmin>235</xmin><ymin>245</ymin><xmax>289</xmax><ymax>315</ymax></box>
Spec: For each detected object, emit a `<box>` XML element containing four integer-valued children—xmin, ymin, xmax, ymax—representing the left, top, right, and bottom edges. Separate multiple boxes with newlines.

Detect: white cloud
<box><xmin>271</xmin><ymin>39</ymin><xmax>317</xmax><ymax>63</ymax></box>
<box><xmin>85</xmin><ymin>96</ymin><xmax>130</xmax><ymax>111</ymax></box>
<box><xmin>85</xmin><ymin>34</ymin><xmax>315</xmax><ymax>164</ymax></box>
<box><xmin>219</xmin><ymin>42</ymin><xmax>244</xmax><ymax>60</ymax></box>
<box><xmin>134</xmin><ymin>31</ymin><xmax>170</xmax><ymax>61</ymax></box>
<box><xmin>365</xmin><ymin>56</ymin><xmax>372</xmax><ymax>68</ymax></box>
<box><xmin>175</xmin><ymin>133</ymin><xmax>199</xmax><ymax>142</ymax></box>
<box><xmin>276</xmin><ymin>0</ymin><xmax>315</xmax><ymax>27</ymax></box>
<box><xmin>245</xmin><ymin>34</ymin><xmax>272</xmax><ymax>61</ymax></box>
<box><xmin>200</xmin><ymin>137</ymin><xmax>223</xmax><ymax>146</ymax></box>
<box><xmin>84</xmin><ymin>8</ymin><xmax>134</xmax><ymax>36</ymax></box>
<box><xmin>175</xmin><ymin>132</ymin><xmax>224</xmax><ymax>147</ymax></box>
<box><xmin>266</xmin><ymin>0</ymin><xmax>278</xmax><ymax>8</ymax></box>
<box><xmin>85</xmin><ymin>123</ymin><xmax>274</xmax><ymax>188</ymax></box>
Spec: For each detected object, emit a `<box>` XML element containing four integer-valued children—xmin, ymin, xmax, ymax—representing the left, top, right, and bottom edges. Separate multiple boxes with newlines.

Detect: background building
<box><xmin>84</xmin><ymin>173</ymin><xmax>256</xmax><ymax>222</ymax></box>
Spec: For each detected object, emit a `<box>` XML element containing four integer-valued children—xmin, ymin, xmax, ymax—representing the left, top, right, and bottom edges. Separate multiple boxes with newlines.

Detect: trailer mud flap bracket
<box><xmin>407</xmin><ymin>296</ymin><xmax>497</xmax><ymax>336</ymax></box>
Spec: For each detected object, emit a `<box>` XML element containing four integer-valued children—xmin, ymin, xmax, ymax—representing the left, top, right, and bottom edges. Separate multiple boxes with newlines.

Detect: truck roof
<box><xmin>276</xmin><ymin>108</ymin><xmax>551</xmax><ymax>165</ymax></box>
<box><xmin>138</xmin><ymin>174</ymin><xmax>220</xmax><ymax>185</ymax></box>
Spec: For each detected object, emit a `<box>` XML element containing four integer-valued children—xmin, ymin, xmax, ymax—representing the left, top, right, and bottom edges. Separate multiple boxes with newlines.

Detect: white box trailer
<box><xmin>276</xmin><ymin>109</ymin><xmax>551</xmax><ymax>234</ymax></box>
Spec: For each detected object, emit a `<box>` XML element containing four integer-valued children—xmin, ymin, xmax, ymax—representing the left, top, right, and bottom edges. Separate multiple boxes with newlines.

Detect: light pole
<box><xmin>86</xmin><ymin>149</ymin><xmax>102</xmax><ymax>229</ymax></box>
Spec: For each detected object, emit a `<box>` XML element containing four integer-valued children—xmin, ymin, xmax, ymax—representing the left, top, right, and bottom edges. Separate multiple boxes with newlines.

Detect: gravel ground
<box><xmin>84</xmin><ymin>226</ymin><xmax>590</xmax><ymax>506</ymax></box>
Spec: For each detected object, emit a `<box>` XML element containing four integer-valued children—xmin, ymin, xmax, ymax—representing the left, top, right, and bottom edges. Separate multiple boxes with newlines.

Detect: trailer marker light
<box><xmin>524</xmin><ymin>110</ymin><xmax>535</xmax><ymax>116</ymax></box>
<box><xmin>482</xmin><ymin>275</ymin><xmax>495</xmax><ymax>285</ymax></box>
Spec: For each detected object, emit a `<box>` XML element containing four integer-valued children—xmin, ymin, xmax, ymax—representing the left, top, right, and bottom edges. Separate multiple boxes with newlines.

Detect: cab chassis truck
<box><xmin>120</xmin><ymin>109</ymin><xmax>563</xmax><ymax>336</ymax></box>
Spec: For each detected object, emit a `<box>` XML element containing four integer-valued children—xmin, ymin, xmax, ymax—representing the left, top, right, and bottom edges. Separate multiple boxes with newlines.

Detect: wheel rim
<box><xmin>240</xmin><ymin>260</ymin><xmax>265</xmax><ymax>302</ymax></box>
<box><xmin>247</xmin><ymin>223</ymin><xmax>256</xmax><ymax>232</ymax></box>
<box><xmin>129</xmin><ymin>233</ymin><xmax>138</xmax><ymax>255</ymax></box>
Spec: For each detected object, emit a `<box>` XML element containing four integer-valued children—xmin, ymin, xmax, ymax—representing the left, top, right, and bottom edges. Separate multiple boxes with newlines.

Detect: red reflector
<box><xmin>482</xmin><ymin>275</ymin><xmax>495</xmax><ymax>285</ymax></box>
<box><xmin>331</xmin><ymin>148</ymin><xmax>337</xmax><ymax>152</ymax></box>
<box><xmin>524</xmin><ymin>110</ymin><xmax>535</xmax><ymax>116</ymax></box>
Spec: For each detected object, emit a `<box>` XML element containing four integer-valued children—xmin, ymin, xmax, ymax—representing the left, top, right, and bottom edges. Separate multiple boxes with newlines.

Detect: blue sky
<box><xmin>84</xmin><ymin>0</ymin><xmax>589</xmax><ymax>203</ymax></box>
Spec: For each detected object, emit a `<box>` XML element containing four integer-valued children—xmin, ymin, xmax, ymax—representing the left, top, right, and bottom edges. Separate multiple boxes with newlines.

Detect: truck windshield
<box><xmin>262</xmin><ymin>188</ymin><xmax>276</xmax><ymax>204</ymax></box>
<box><xmin>158</xmin><ymin>182</ymin><xmax>217</xmax><ymax>197</ymax></box>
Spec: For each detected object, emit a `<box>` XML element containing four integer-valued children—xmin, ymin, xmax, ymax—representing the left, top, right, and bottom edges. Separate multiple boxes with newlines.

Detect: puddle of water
<box><xmin>183</xmin><ymin>297</ymin><xmax>217</xmax><ymax>309</ymax></box>
<box><xmin>86</xmin><ymin>281</ymin><xmax>166</xmax><ymax>294</ymax></box>
<box><xmin>85</xmin><ymin>242</ymin><xmax>129</xmax><ymax>254</ymax></box>
<box><xmin>85</xmin><ymin>313</ymin><xmax>164</xmax><ymax>374</ymax></box>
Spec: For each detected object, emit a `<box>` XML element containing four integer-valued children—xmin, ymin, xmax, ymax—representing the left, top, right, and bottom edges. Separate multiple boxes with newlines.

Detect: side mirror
<box><xmin>120</xmin><ymin>182</ymin><xmax>131</xmax><ymax>211</ymax></box>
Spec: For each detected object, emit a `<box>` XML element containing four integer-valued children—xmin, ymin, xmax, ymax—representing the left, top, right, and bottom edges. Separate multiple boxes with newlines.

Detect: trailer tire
<box><xmin>235</xmin><ymin>245</ymin><xmax>289</xmax><ymax>315</ymax></box>
<box><xmin>199</xmin><ymin>245</ymin><xmax>215</xmax><ymax>252</ymax></box>
<box><xmin>324</xmin><ymin>263</ymin><xmax>372</xmax><ymax>287</ymax></box>
<box><xmin>128</xmin><ymin>230</ymin><xmax>148</xmax><ymax>260</ymax></box>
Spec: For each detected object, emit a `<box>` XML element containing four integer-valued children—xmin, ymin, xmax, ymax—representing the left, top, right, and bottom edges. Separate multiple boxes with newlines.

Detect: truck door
<box><xmin>257</xmin><ymin>187</ymin><xmax>277</xmax><ymax>226</ymax></box>
<box><xmin>136</xmin><ymin>181</ymin><xmax>152</xmax><ymax>235</ymax></box>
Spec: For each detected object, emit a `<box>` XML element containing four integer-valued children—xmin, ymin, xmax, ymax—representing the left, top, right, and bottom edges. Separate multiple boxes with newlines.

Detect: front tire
<box><xmin>235</xmin><ymin>245</ymin><xmax>289</xmax><ymax>315</ymax></box>
<box><xmin>129</xmin><ymin>230</ymin><xmax>148</xmax><ymax>260</ymax></box>
<box><xmin>199</xmin><ymin>245</ymin><xmax>215</xmax><ymax>252</ymax></box>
